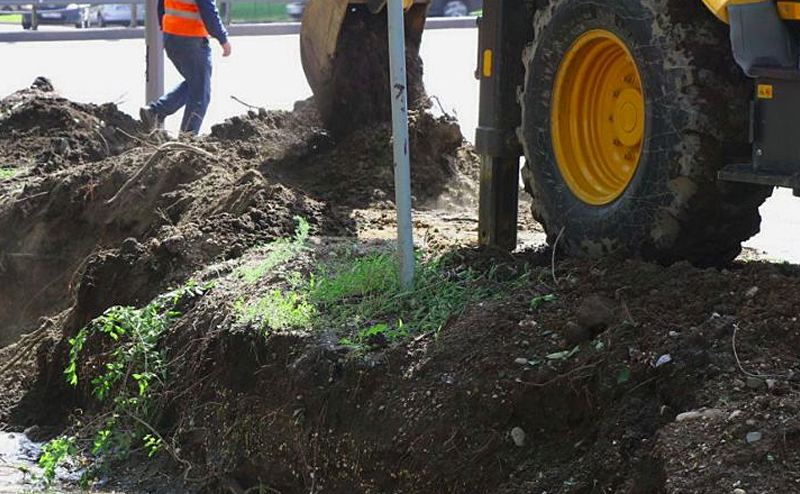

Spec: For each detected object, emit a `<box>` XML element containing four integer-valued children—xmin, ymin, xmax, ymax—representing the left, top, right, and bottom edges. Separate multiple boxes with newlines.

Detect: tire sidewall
<box><xmin>523</xmin><ymin>0</ymin><xmax>676</xmax><ymax>256</ymax></box>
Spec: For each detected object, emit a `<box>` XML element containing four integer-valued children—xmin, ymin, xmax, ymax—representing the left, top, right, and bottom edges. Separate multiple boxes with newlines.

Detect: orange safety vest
<box><xmin>163</xmin><ymin>0</ymin><xmax>209</xmax><ymax>38</ymax></box>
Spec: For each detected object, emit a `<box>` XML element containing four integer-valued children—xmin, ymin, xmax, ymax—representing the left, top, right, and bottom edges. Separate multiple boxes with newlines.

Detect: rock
<box><xmin>766</xmin><ymin>379</ymin><xmax>776</xmax><ymax>390</ymax></box>
<box><xmin>676</xmin><ymin>408</ymin><xmax>726</xmax><ymax>422</ymax></box>
<box><xmin>732</xmin><ymin>378</ymin><xmax>746</xmax><ymax>389</ymax></box>
<box><xmin>510</xmin><ymin>427</ymin><xmax>526</xmax><ymax>447</ymax></box>
<box><xmin>576</xmin><ymin>295</ymin><xmax>617</xmax><ymax>332</ymax></box>
<box><xmin>745</xmin><ymin>286</ymin><xmax>759</xmax><ymax>299</ymax></box>
<box><xmin>563</xmin><ymin>321</ymin><xmax>590</xmax><ymax>345</ymax></box>
<box><xmin>746</xmin><ymin>377</ymin><xmax>766</xmax><ymax>390</ymax></box>
<box><xmin>746</xmin><ymin>431</ymin><xmax>762</xmax><ymax>444</ymax></box>
<box><xmin>733</xmin><ymin>489</ymin><xmax>746</xmax><ymax>494</ymax></box>
<box><xmin>728</xmin><ymin>410</ymin><xmax>743</xmax><ymax>421</ymax></box>
<box><xmin>23</xmin><ymin>425</ymin><xmax>40</xmax><ymax>439</ymax></box>
<box><xmin>514</xmin><ymin>358</ymin><xmax>529</xmax><ymax>366</ymax></box>
<box><xmin>653</xmin><ymin>354</ymin><xmax>672</xmax><ymax>368</ymax></box>
<box><xmin>56</xmin><ymin>138</ymin><xmax>70</xmax><ymax>155</ymax></box>
<box><xmin>707</xmin><ymin>313</ymin><xmax>736</xmax><ymax>337</ymax></box>
<box><xmin>31</xmin><ymin>76</ymin><xmax>54</xmax><ymax>92</ymax></box>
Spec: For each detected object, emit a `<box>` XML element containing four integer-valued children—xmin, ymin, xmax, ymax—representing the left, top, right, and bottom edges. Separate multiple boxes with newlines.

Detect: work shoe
<box><xmin>139</xmin><ymin>105</ymin><xmax>160</xmax><ymax>131</ymax></box>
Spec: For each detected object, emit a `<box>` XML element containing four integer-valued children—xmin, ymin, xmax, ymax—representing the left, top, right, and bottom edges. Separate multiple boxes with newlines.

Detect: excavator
<box><xmin>298</xmin><ymin>0</ymin><xmax>800</xmax><ymax>266</ymax></box>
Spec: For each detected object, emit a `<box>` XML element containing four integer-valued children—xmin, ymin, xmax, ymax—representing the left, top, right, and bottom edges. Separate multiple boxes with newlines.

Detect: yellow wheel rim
<box><xmin>551</xmin><ymin>30</ymin><xmax>645</xmax><ymax>206</ymax></box>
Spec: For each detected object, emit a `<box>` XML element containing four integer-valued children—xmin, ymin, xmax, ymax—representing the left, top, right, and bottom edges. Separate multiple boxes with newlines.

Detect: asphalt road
<box><xmin>0</xmin><ymin>28</ymin><xmax>797</xmax><ymax>263</ymax></box>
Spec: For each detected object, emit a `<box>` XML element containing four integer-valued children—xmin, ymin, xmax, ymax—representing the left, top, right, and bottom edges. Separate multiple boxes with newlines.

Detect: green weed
<box><xmin>57</xmin><ymin>280</ymin><xmax>213</xmax><ymax>480</ymax></box>
<box><xmin>240</xmin><ymin>289</ymin><xmax>314</xmax><ymax>331</ymax></box>
<box><xmin>38</xmin><ymin>436</ymin><xmax>77</xmax><ymax>485</ymax></box>
<box><xmin>0</xmin><ymin>168</ymin><xmax>20</xmax><ymax>180</ymax></box>
<box><xmin>235</xmin><ymin>217</ymin><xmax>309</xmax><ymax>283</ymax></box>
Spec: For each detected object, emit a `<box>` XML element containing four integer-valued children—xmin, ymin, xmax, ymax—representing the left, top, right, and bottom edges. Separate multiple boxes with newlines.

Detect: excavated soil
<box><xmin>1</xmin><ymin>82</ymin><xmax>799</xmax><ymax>494</ymax></box>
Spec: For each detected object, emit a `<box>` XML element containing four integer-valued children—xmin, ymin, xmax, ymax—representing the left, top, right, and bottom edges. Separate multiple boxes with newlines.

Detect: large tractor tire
<box><xmin>520</xmin><ymin>0</ymin><xmax>773</xmax><ymax>266</ymax></box>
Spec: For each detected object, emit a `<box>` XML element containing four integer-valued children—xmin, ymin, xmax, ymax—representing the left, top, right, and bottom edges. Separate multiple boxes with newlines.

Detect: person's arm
<box><xmin>195</xmin><ymin>0</ymin><xmax>228</xmax><ymax>45</ymax></box>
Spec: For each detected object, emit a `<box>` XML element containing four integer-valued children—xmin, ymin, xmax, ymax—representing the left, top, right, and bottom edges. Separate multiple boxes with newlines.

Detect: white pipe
<box><xmin>144</xmin><ymin>0</ymin><xmax>164</xmax><ymax>104</ymax></box>
<box><xmin>387</xmin><ymin>0</ymin><xmax>414</xmax><ymax>289</ymax></box>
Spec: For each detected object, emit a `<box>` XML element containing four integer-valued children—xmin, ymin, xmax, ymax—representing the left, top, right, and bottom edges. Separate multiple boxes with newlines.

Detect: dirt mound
<box><xmin>212</xmin><ymin>100</ymin><xmax>478</xmax><ymax>210</ymax></box>
<box><xmin>1</xmin><ymin>84</ymin><xmax>799</xmax><ymax>494</ymax></box>
<box><xmin>47</xmin><ymin>249</ymin><xmax>800</xmax><ymax>494</ymax></box>
<box><xmin>0</xmin><ymin>78</ymin><xmax>141</xmax><ymax>174</ymax></box>
<box><xmin>0</xmin><ymin>85</ymin><xmax>477</xmax><ymax>350</ymax></box>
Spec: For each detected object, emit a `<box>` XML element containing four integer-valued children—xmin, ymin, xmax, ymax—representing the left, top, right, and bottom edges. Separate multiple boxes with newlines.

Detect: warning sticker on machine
<box><xmin>758</xmin><ymin>85</ymin><xmax>774</xmax><ymax>99</ymax></box>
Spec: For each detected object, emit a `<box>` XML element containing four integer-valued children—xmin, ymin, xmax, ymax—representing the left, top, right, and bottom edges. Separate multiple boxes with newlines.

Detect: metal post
<box><xmin>130</xmin><ymin>3</ymin><xmax>138</xmax><ymax>28</ymax></box>
<box><xmin>31</xmin><ymin>2</ymin><xmax>38</xmax><ymax>31</ymax></box>
<box><xmin>387</xmin><ymin>0</ymin><xmax>414</xmax><ymax>289</ymax></box>
<box><xmin>145</xmin><ymin>0</ymin><xmax>164</xmax><ymax>104</ymax></box>
<box><xmin>224</xmin><ymin>0</ymin><xmax>232</xmax><ymax>26</ymax></box>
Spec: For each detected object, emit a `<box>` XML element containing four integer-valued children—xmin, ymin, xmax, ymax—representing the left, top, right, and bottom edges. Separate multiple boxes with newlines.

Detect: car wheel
<box><xmin>443</xmin><ymin>0</ymin><xmax>468</xmax><ymax>16</ymax></box>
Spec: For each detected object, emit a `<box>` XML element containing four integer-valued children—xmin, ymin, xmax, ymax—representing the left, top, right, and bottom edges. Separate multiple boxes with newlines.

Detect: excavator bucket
<box><xmin>300</xmin><ymin>0</ymin><xmax>429</xmax><ymax>134</ymax></box>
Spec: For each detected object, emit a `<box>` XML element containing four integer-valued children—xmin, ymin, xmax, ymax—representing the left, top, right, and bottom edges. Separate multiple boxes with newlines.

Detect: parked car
<box><xmin>286</xmin><ymin>0</ymin><xmax>482</xmax><ymax>21</ymax></box>
<box><xmin>84</xmin><ymin>4</ymin><xmax>145</xmax><ymax>27</ymax></box>
<box><xmin>286</xmin><ymin>1</ymin><xmax>304</xmax><ymax>21</ymax></box>
<box><xmin>21</xmin><ymin>3</ymin><xmax>85</xmax><ymax>29</ymax></box>
<box><xmin>429</xmin><ymin>0</ymin><xmax>481</xmax><ymax>17</ymax></box>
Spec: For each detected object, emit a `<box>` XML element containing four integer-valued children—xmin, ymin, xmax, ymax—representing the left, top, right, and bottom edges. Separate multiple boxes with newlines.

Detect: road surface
<box><xmin>0</xmin><ymin>28</ymin><xmax>797</xmax><ymax>263</ymax></box>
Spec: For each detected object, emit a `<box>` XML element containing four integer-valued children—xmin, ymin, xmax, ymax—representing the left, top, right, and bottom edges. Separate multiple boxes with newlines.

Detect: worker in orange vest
<box><xmin>140</xmin><ymin>0</ymin><xmax>232</xmax><ymax>135</ymax></box>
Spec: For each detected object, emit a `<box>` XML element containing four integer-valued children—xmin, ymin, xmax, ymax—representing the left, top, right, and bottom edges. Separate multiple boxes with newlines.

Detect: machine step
<box><xmin>719</xmin><ymin>163</ymin><xmax>800</xmax><ymax>196</ymax></box>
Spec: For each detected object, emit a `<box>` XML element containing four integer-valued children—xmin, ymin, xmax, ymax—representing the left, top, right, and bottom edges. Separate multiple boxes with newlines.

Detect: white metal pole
<box><xmin>145</xmin><ymin>0</ymin><xmax>164</xmax><ymax>104</ymax></box>
<box><xmin>387</xmin><ymin>0</ymin><xmax>414</xmax><ymax>289</ymax></box>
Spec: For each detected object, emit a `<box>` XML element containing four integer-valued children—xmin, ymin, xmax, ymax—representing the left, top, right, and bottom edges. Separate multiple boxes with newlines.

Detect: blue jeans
<box><xmin>150</xmin><ymin>33</ymin><xmax>212</xmax><ymax>136</ymax></box>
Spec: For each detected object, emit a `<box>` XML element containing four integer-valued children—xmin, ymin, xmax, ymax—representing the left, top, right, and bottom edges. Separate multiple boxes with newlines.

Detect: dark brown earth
<box><xmin>1</xmin><ymin>82</ymin><xmax>799</xmax><ymax>494</ymax></box>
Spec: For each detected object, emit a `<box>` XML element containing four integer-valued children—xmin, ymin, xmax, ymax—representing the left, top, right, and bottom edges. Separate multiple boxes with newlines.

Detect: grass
<box><xmin>0</xmin><ymin>14</ymin><xmax>21</xmax><ymax>24</ymax></box>
<box><xmin>238</xmin><ymin>289</ymin><xmax>314</xmax><ymax>331</ymax></box>
<box><xmin>234</xmin><ymin>219</ymin><xmax>533</xmax><ymax>348</ymax></box>
<box><xmin>309</xmin><ymin>251</ymin><xmax>507</xmax><ymax>345</ymax></box>
<box><xmin>230</xmin><ymin>2</ymin><xmax>290</xmax><ymax>23</ymax></box>
<box><xmin>0</xmin><ymin>168</ymin><xmax>21</xmax><ymax>181</ymax></box>
<box><xmin>234</xmin><ymin>217</ymin><xmax>309</xmax><ymax>284</ymax></box>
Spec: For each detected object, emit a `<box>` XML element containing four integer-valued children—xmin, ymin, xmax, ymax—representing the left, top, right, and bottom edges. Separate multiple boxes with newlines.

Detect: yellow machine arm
<box><xmin>702</xmin><ymin>0</ymin><xmax>800</xmax><ymax>21</ymax></box>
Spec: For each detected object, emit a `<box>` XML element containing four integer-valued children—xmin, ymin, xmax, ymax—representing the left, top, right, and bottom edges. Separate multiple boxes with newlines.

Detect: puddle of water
<box><xmin>0</xmin><ymin>431</ymin><xmax>41</xmax><ymax>493</ymax></box>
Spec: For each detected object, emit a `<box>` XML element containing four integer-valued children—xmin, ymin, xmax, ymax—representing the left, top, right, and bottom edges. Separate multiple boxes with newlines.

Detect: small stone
<box><xmin>514</xmin><ymin>358</ymin><xmax>529</xmax><ymax>366</ymax></box>
<box><xmin>746</xmin><ymin>431</ymin><xmax>762</xmax><ymax>444</ymax></box>
<box><xmin>510</xmin><ymin>427</ymin><xmax>526</xmax><ymax>447</ymax></box>
<box><xmin>57</xmin><ymin>138</ymin><xmax>70</xmax><ymax>155</ymax></box>
<box><xmin>745</xmin><ymin>286</ymin><xmax>759</xmax><ymax>299</ymax></box>
<box><xmin>746</xmin><ymin>377</ymin><xmax>766</xmax><ymax>390</ymax></box>
<box><xmin>732</xmin><ymin>378</ymin><xmax>746</xmax><ymax>389</ymax></box>
<box><xmin>521</xmin><ymin>340</ymin><xmax>530</xmax><ymax>347</ymax></box>
<box><xmin>746</xmin><ymin>419</ymin><xmax>757</xmax><ymax>426</ymax></box>
<box><xmin>564</xmin><ymin>321</ymin><xmax>590</xmax><ymax>345</ymax></box>
<box><xmin>733</xmin><ymin>489</ymin><xmax>746</xmax><ymax>494</ymax></box>
<box><xmin>23</xmin><ymin>425</ymin><xmax>41</xmax><ymax>440</ymax></box>
<box><xmin>766</xmin><ymin>379</ymin><xmax>776</xmax><ymax>390</ymax></box>
<box><xmin>728</xmin><ymin>410</ymin><xmax>743</xmax><ymax>421</ymax></box>
<box><xmin>676</xmin><ymin>408</ymin><xmax>725</xmax><ymax>422</ymax></box>
<box><xmin>668</xmin><ymin>331</ymin><xmax>680</xmax><ymax>338</ymax></box>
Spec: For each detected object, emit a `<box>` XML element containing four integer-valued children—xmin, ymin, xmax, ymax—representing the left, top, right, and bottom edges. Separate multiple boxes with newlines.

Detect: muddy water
<box><xmin>0</xmin><ymin>432</ymin><xmax>105</xmax><ymax>494</ymax></box>
<box><xmin>0</xmin><ymin>432</ymin><xmax>40</xmax><ymax>493</ymax></box>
